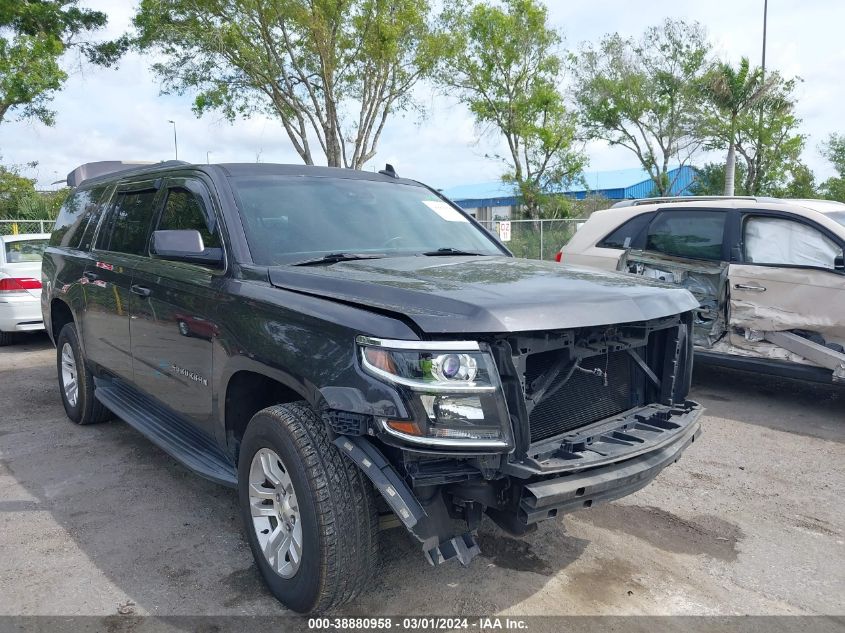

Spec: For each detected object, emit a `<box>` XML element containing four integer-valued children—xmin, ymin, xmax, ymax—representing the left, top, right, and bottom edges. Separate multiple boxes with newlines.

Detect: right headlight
<box><xmin>357</xmin><ymin>336</ymin><xmax>512</xmax><ymax>450</ymax></box>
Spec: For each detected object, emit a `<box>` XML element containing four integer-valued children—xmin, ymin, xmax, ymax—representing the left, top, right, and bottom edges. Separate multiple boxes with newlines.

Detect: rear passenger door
<box><xmin>728</xmin><ymin>212</ymin><xmax>845</xmax><ymax>346</ymax></box>
<box><xmin>129</xmin><ymin>177</ymin><xmax>225</xmax><ymax>430</ymax></box>
<box><xmin>82</xmin><ymin>181</ymin><xmax>161</xmax><ymax>381</ymax></box>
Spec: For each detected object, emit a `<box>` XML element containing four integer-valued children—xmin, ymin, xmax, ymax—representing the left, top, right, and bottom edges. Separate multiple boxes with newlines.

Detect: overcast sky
<box><xmin>2</xmin><ymin>0</ymin><xmax>843</xmax><ymax>190</ymax></box>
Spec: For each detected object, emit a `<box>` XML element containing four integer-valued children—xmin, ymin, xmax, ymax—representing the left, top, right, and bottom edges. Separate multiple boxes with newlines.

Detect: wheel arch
<box><xmin>223</xmin><ymin>368</ymin><xmax>313</xmax><ymax>465</ymax></box>
<box><xmin>49</xmin><ymin>298</ymin><xmax>75</xmax><ymax>344</ymax></box>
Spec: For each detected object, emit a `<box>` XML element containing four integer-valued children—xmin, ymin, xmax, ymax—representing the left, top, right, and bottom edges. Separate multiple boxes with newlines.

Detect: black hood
<box><xmin>268</xmin><ymin>256</ymin><xmax>699</xmax><ymax>334</ymax></box>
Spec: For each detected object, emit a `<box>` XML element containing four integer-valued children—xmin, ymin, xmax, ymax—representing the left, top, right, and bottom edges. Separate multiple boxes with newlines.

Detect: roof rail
<box><xmin>610</xmin><ymin>195</ymin><xmax>775</xmax><ymax>209</ymax></box>
<box><xmin>66</xmin><ymin>160</ymin><xmax>189</xmax><ymax>188</ymax></box>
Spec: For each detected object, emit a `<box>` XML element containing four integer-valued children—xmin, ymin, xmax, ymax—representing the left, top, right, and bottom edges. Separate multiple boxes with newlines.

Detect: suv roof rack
<box><xmin>66</xmin><ymin>160</ymin><xmax>189</xmax><ymax>188</ymax></box>
<box><xmin>611</xmin><ymin>195</ymin><xmax>780</xmax><ymax>209</ymax></box>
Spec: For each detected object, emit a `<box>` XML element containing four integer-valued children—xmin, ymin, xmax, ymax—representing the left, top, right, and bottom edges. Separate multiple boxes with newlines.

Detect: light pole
<box><xmin>753</xmin><ymin>0</ymin><xmax>768</xmax><ymax>196</ymax></box>
<box><xmin>168</xmin><ymin>120</ymin><xmax>178</xmax><ymax>160</ymax></box>
<box><xmin>761</xmin><ymin>0</ymin><xmax>768</xmax><ymax>77</ymax></box>
<box><xmin>206</xmin><ymin>150</ymin><xmax>212</xmax><ymax>164</ymax></box>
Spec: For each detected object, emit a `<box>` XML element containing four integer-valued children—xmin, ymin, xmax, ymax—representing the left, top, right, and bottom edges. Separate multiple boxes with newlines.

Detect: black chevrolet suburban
<box><xmin>42</xmin><ymin>160</ymin><xmax>703</xmax><ymax>613</ymax></box>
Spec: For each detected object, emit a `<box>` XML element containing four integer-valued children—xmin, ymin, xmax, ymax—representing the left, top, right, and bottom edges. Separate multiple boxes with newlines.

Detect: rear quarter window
<box><xmin>49</xmin><ymin>186</ymin><xmax>106</xmax><ymax>249</ymax></box>
<box><xmin>597</xmin><ymin>212</ymin><xmax>653</xmax><ymax>249</ymax></box>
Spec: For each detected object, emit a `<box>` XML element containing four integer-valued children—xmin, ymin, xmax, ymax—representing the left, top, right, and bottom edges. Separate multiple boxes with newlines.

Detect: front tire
<box><xmin>0</xmin><ymin>329</ymin><xmax>16</xmax><ymax>346</ymax></box>
<box><xmin>238</xmin><ymin>402</ymin><xmax>379</xmax><ymax>613</ymax></box>
<box><xmin>56</xmin><ymin>323</ymin><xmax>111</xmax><ymax>425</ymax></box>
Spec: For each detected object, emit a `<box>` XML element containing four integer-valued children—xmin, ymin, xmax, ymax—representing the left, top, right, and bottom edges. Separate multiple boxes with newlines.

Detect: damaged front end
<box><xmin>336</xmin><ymin>312</ymin><xmax>703</xmax><ymax>568</ymax></box>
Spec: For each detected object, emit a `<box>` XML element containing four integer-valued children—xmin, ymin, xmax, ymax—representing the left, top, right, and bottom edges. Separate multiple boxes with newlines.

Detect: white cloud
<box><xmin>1</xmin><ymin>0</ymin><xmax>843</xmax><ymax>189</ymax></box>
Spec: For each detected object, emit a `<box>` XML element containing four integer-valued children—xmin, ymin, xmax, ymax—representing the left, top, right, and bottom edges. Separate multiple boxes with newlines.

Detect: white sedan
<box><xmin>0</xmin><ymin>233</ymin><xmax>50</xmax><ymax>345</ymax></box>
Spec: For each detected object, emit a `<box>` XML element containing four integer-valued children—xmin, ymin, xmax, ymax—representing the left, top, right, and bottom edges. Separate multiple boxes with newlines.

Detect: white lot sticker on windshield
<box><xmin>423</xmin><ymin>200</ymin><xmax>468</xmax><ymax>222</ymax></box>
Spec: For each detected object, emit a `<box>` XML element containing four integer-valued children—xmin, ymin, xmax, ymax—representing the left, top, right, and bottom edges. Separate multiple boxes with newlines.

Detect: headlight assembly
<box><xmin>356</xmin><ymin>336</ymin><xmax>512</xmax><ymax>450</ymax></box>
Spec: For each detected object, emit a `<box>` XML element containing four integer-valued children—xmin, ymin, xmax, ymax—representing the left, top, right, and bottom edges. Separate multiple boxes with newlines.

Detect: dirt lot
<box><xmin>0</xmin><ymin>334</ymin><xmax>843</xmax><ymax>617</ymax></box>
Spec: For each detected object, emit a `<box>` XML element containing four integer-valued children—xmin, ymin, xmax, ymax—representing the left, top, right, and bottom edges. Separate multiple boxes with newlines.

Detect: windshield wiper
<box><xmin>421</xmin><ymin>247</ymin><xmax>486</xmax><ymax>256</ymax></box>
<box><xmin>291</xmin><ymin>252</ymin><xmax>385</xmax><ymax>266</ymax></box>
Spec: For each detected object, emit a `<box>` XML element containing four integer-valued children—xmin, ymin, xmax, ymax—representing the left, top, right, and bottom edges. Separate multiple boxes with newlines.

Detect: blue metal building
<box><xmin>440</xmin><ymin>166</ymin><xmax>698</xmax><ymax>219</ymax></box>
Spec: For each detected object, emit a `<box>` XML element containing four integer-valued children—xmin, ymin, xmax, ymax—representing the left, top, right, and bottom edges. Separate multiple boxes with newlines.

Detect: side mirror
<box><xmin>835</xmin><ymin>253</ymin><xmax>845</xmax><ymax>271</ymax></box>
<box><xmin>152</xmin><ymin>230</ymin><xmax>223</xmax><ymax>266</ymax></box>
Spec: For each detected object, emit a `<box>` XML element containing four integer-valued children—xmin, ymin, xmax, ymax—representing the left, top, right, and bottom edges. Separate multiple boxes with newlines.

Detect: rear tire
<box><xmin>238</xmin><ymin>402</ymin><xmax>379</xmax><ymax>613</ymax></box>
<box><xmin>0</xmin><ymin>330</ymin><xmax>16</xmax><ymax>346</ymax></box>
<box><xmin>56</xmin><ymin>323</ymin><xmax>111</xmax><ymax>425</ymax></box>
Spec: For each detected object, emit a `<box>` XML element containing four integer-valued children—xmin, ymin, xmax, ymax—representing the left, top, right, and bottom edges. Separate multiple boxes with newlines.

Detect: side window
<box><xmin>645</xmin><ymin>210</ymin><xmax>726</xmax><ymax>261</ymax></box>
<box><xmin>744</xmin><ymin>216</ymin><xmax>842</xmax><ymax>270</ymax></box>
<box><xmin>597</xmin><ymin>212</ymin><xmax>653</xmax><ymax>249</ymax></box>
<box><xmin>156</xmin><ymin>187</ymin><xmax>220</xmax><ymax>249</ymax></box>
<box><xmin>49</xmin><ymin>187</ymin><xmax>105</xmax><ymax>248</ymax></box>
<box><xmin>97</xmin><ymin>189</ymin><xmax>158</xmax><ymax>255</ymax></box>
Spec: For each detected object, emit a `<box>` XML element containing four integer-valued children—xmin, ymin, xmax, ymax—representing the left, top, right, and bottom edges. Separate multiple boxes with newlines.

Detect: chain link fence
<box><xmin>478</xmin><ymin>218</ymin><xmax>585</xmax><ymax>260</ymax></box>
<box><xmin>0</xmin><ymin>219</ymin><xmax>53</xmax><ymax>236</ymax></box>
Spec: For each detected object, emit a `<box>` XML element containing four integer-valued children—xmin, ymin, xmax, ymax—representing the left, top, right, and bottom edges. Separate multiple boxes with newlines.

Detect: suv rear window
<box><xmin>645</xmin><ymin>210</ymin><xmax>726</xmax><ymax>261</ymax></box>
<box><xmin>97</xmin><ymin>189</ymin><xmax>158</xmax><ymax>255</ymax></box>
<box><xmin>597</xmin><ymin>212</ymin><xmax>653</xmax><ymax>249</ymax></box>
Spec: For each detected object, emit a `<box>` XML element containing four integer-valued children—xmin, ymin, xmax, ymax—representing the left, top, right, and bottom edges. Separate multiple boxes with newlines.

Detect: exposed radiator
<box><xmin>526</xmin><ymin>349</ymin><xmax>638</xmax><ymax>443</ymax></box>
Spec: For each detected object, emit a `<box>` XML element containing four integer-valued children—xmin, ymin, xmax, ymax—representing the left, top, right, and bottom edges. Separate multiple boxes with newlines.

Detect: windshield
<box><xmin>4</xmin><ymin>239</ymin><xmax>48</xmax><ymax>263</ymax></box>
<box><xmin>229</xmin><ymin>176</ymin><xmax>505</xmax><ymax>265</ymax></box>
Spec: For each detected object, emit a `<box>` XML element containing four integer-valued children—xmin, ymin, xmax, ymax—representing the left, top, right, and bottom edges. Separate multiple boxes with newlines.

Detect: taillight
<box><xmin>554</xmin><ymin>250</ymin><xmax>563</xmax><ymax>263</ymax></box>
<box><xmin>0</xmin><ymin>277</ymin><xmax>42</xmax><ymax>293</ymax></box>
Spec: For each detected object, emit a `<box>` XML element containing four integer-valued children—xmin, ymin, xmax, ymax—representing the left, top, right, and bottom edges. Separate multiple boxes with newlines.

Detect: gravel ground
<box><xmin>0</xmin><ymin>333</ymin><xmax>843</xmax><ymax>618</ymax></box>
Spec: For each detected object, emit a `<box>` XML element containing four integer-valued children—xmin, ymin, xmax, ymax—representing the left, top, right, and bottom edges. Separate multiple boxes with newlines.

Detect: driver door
<box><xmin>129</xmin><ymin>177</ymin><xmax>226</xmax><ymax>432</ymax></box>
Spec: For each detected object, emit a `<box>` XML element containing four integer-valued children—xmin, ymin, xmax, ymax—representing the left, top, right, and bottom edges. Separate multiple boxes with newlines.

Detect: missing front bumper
<box><xmin>516</xmin><ymin>405</ymin><xmax>702</xmax><ymax>524</ymax></box>
<box><xmin>504</xmin><ymin>400</ymin><xmax>703</xmax><ymax>478</ymax></box>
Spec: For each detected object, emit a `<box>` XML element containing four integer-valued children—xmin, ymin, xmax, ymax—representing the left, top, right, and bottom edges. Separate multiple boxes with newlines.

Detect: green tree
<box><xmin>701</xmin><ymin>57</ymin><xmax>774</xmax><ymax>196</ymax></box>
<box><xmin>691</xmin><ymin>159</ymin><xmax>815</xmax><ymax>199</ymax></box>
<box><xmin>820</xmin><ymin>133</ymin><xmax>845</xmax><ymax>202</ymax></box>
<box><xmin>775</xmin><ymin>163</ymin><xmax>817</xmax><ymax>199</ymax></box>
<box><xmin>823</xmin><ymin>133</ymin><xmax>845</xmax><ymax>172</ymax></box>
<box><xmin>746</xmin><ymin>76</ymin><xmax>801</xmax><ymax>196</ymax></box>
<box><xmin>133</xmin><ymin>0</ymin><xmax>443</xmax><ymax>169</ymax></box>
<box><xmin>437</xmin><ymin>0</ymin><xmax>586</xmax><ymax>219</ymax></box>
<box><xmin>572</xmin><ymin>19</ymin><xmax>711</xmax><ymax>196</ymax></box>
<box><xmin>701</xmin><ymin>71</ymin><xmax>802</xmax><ymax>195</ymax></box>
<box><xmin>0</xmin><ymin>164</ymin><xmax>37</xmax><ymax>217</ymax></box>
<box><xmin>690</xmin><ymin>162</ymin><xmax>748</xmax><ymax>196</ymax></box>
<box><xmin>0</xmin><ymin>162</ymin><xmax>68</xmax><ymax>221</ymax></box>
<box><xmin>0</xmin><ymin>1</ymin><xmax>125</xmax><ymax>126</ymax></box>
<box><xmin>740</xmin><ymin>76</ymin><xmax>804</xmax><ymax>195</ymax></box>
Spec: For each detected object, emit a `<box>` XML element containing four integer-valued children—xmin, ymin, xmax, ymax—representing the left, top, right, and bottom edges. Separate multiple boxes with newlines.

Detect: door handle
<box><xmin>734</xmin><ymin>283</ymin><xmax>766</xmax><ymax>292</ymax></box>
<box><xmin>82</xmin><ymin>271</ymin><xmax>99</xmax><ymax>281</ymax></box>
<box><xmin>130</xmin><ymin>284</ymin><xmax>152</xmax><ymax>297</ymax></box>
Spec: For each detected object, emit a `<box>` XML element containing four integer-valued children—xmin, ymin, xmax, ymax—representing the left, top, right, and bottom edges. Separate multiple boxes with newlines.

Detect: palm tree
<box><xmin>703</xmin><ymin>58</ymin><xmax>773</xmax><ymax>196</ymax></box>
